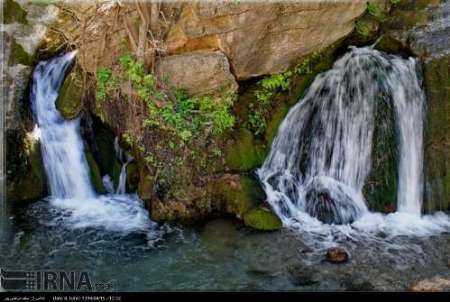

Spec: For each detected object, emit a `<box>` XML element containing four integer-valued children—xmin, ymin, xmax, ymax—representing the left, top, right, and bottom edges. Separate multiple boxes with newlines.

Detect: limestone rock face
<box><xmin>72</xmin><ymin>1</ymin><xmax>367</xmax><ymax>91</ymax></box>
<box><xmin>3</xmin><ymin>0</ymin><xmax>60</xmax><ymax>203</ymax></box>
<box><xmin>165</xmin><ymin>1</ymin><xmax>367</xmax><ymax>80</ymax></box>
<box><xmin>156</xmin><ymin>51</ymin><xmax>238</xmax><ymax>96</ymax></box>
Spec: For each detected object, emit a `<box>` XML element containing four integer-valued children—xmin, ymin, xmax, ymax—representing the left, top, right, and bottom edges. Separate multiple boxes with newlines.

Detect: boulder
<box><xmin>156</xmin><ymin>51</ymin><xmax>238</xmax><ymax>96</ymax></box>
<box><xmin>56</xmin><ymin>70</ymin><xmax>83</xmax><ymax>119</ymax></box>
<box><xmin>243</xmin><ymin>206</ymin><xmax>282</xmax><ymax>231</ymax></box>
<box><xmin>325</xmin><ymin>247</ymin><xmax>350</xmax><ymax>264</ymax></box>
<box><xmin>304</xmin><ymin>177</ymin><xmax>365</xmax><ymax>224</ymax></box>
<box><xmin>165</xmin><ymin>1</ymin><xmax>367</xmax><ymax>80</ymax></box>
<box><xmin>410</xmin><ymin>277</ymin><xmax>450</xmax><ymax>291</ymax></box>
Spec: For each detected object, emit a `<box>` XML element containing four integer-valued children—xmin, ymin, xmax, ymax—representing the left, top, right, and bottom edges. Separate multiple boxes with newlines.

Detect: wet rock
<box><xmin>243</xmin><ymin>206</ymin><xmax>282</xmax><ymax>231</ymax></box>
<box><xmin>304</xmin><ymin>178</ymin><xmax>364</xmax><ymax>224</ymax></box>
<box><xmin>410</xmin><ymin>276</ymin><xmax>450</xmax><ymax>291</ymax></box>
<box><xmin>342</xmin><ymin>278</ymin><xmax>375</xmax><ymax>291</ymax></box>
<box><xmin>213</xmin><ymin>174</ymin><xmax>264</xmax><ymax>219</ymax></box>
<box><xmin>288</xmin><ymin>265</ymin><xmax>319</xmax><ymax>287</ymax></box>
<box><xmin>56</xmin><ymin>70</ymin><xmax>83</xmax><ymax>119</ymax></box>
<box><xmin>325</xmin><ymin>247</ymin><xmax>350</xmax><ymax>264</ymax></box>
<box><xmin>6</xmin><ymin>130</ymin><xmax>47</xmax><ymax>202</ymax></box>
<box><xmin>84</xmin><ymin>144</ymin><xmax>105</xmax><ymax>194</ymax></box>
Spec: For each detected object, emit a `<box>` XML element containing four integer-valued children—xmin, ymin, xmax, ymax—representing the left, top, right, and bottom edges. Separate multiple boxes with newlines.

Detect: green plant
<box><xmin>355</xmin><ymin>20</ymin><xmax>371</xmax><ymax>38</ymax></box>
<box><xmin>246</xmin><ymin>50</ymin><xmax>325</xmax><ymax>136</ymax></box>
<box><xmin>248</xmin><ymin>71</ymin><xmax>291</xmax><ymax>135</ymax></box>
<box><xmin>390</xmin><ymin>0</ymin><xmax>401</xmax><ymax>7</ymax></box>
<box><xmin>95</xmin><ymin>68</ymin><xmax>112</xmax><ymax>100</ymax></box>
<box><xmin>97</xmin><ymin>54</ymin><xmax>237</xmax><ymax>172</ymax></box>
<box><xmin>367</xmin><ymin>2</ymin><xmax>381</xmax><ymax>18</ymax></box>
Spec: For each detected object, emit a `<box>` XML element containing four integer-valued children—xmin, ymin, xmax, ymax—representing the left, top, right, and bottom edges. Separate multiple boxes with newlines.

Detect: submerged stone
<box><xmin>325</xmin><ymin>247</ymin><xmax>350</xmax><ymax>264</ymax></box>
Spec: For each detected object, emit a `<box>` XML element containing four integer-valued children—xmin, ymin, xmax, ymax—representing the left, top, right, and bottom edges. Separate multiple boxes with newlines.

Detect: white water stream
<box><xmin>257</xmin><ymin>47</ymin><xmax>450</xmax><ymax>249</ymax></box>
<box><xmin>30</xmin><ymin>51</ymin><xmax>154</xmax><ymax>234</ymax></box>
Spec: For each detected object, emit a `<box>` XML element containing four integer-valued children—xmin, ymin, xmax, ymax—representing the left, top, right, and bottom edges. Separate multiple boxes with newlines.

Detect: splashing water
<box><xmin>257</xmin><ymin>47</ymin><xmax>450</xmax><ymax>252</ymax></box>
<box><xmin>30</xmin><ymin>51</ymin><xmax>157</xmax><ymax>235</ymax></box>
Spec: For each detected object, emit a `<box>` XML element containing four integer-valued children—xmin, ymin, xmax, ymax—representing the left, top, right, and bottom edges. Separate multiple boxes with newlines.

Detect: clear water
<box><xmin>1</xmin><ymin>207</ymin><xmax>450</xmax><ymax>291</ymax></box>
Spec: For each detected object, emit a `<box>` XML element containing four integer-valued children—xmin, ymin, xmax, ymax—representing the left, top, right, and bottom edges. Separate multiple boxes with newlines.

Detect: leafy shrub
<box><xmin>367</xmin><ymin>2</ymin><xmax>382</xmax><ymax>18</ymax></box>
<box><xmin>96</xmin><ymin>54</ymin><xmax>236</xmax><ymax>146</ymax></box>
<box><xmin>247</xmin><ymin>51</ymin><xmax>322</xmax><ymax>136</ymax></box>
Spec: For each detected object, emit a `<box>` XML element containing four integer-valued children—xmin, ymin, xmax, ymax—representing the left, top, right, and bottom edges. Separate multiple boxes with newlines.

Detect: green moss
<box><xmin>92</xmin><ymin>122</ymin><xmax>122</xmax><ymax>187</ymax></box>
<box><xmin>423</xmin><ymin>56</ymin><xmax>450</xmax><ymax>211</ymax></box>
<box><xmin>364</xmin><ymin>93</ymin><xmax>398</xmax><ymax>212</ymax></box>
<box><xmin>243</xmin><ymin>207</ymin><xmax>282</xmax><ymax>231</ymax></box>
<box><xmin>264</xmin><ymin>103</ymin><xmax>288</xmax><ymax>144</ymax></box>
<box><xmin>224</xmin><ymin>128</ymin><xmax>267</xmax><ymax>172</ymax></box>
<box><xmin>354</xmin><ymin>18</ymin><xmax>379</xmax><ymax>41</ymax></box>
<box><xmin>84</xmin><ymin>146</ymin><xmax>105</xmax><ymax>194</ymax></box>
<box><xmin>8</xmin><ymin>38</ymin><xmax>32</xmax><ymax>66</ymax></box>
<box><xmin>6</xmin><ymin>136</ymin><xmax>47</xmax><ymax>203</ymax></box>
<box><xmin>56</xmin><ymin>72</ymin><xmax>83</xmax><ymax>119</ymax></box>
<box><xmin>214</xmin><ymin>175</ymin><xmax>265</xmax><ymax>218</ymax></box>
<box><xmin>3</xmin><ymin>0</ymin><xmax>27</xmax><ymax>24</ymax></box>
<box><xmin>126</xmin><ymin>161</ymin><xmax>139</xmax><ymax>192</ymax></box>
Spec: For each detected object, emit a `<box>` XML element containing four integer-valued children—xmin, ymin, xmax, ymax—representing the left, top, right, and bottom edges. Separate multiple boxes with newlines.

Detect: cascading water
<box><xmin>258</xmin><ymin>46</ymin><xmax>447</xmax><ymax>233</ymax></box>
<box><xmin>114</xmin><ymin>137</ymin><xmax>134</xmax><ymax>194</ymax></box>
<box><xmin>31</xmin><ymin>51</ymin><xmax>95</xmax><ymax>200</ymax></box>
<box><xmin>30</xmin><ymin>51</ymin><xmax>157</xmax><ymax>235</ymax></box>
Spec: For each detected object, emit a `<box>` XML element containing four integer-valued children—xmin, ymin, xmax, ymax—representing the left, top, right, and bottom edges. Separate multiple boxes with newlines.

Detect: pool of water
<box><xmin>1</xmin><ymin>200</ymin><xmax>450</xmax><ymax>291</ymax></box>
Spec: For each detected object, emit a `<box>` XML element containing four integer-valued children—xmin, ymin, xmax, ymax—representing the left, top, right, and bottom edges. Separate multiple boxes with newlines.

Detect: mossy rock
<box><xmin>84</xmin><ymin>145</ymin><xmax>105</xmax><ymax>194</ymax></box>
<box><xmin>138</xmin><ymin>169</ymin><xmax>155</xmax><ymax>201</ymax></box>
<box><xmin>264</xmin><ymin>102</ymin><xmax>289</xmax><ymax>145</ymax></box>
<box><xmin>225</xmin><ymin>128</ymin><xmax>267</xmax><ymax>172</ymax></box>
<box><xmin>6</xmin><ymin>133</ymin><xmax>47</xmax><ymax>203</ymax></box>
<box><xmin>213</xmin><ymin>174</ymin><xmax>265</xmax><ymax>218</ymax></box>
<box><xmin>8</xmin><ymin>37</ymin><xmax>32</xmax><ymax>66</ymax></box>
<box><xmin>90</xmin><ymin>119</ymin><xmax>122</xmax><ymax>187</ymax></box>
<box><xmin>243</xmin><ymin>206</ymin><xmax>282</xmax><ymax>231</ymax></box>
<box><xmin>3</xmin><ymin>0</ymin><xmax>28</xmax><ymax>24</ymax></box>
<box><xmin>423</xmin><ymin>55</ymin><xmax>450</xmax><ymax>212</ymax></box>
<box><xmin>363</xmin><ymin>92</ymin><xmax>398</xmax><ymax>213</ymax></box>
<box><xmin>126</xmin><ymin>161</ymin><xmax>139</xmax><ymax>192</ymax></box>
<box><xmin>353</xmin><ymin>18</ymin><xmax>380</xmax><ymax>44</ymax></box>
<box><xmin>56</xmin><ymin>71</ymin><xmax>83</xmax><ymax>119</ymax></box>
<box><xmin>375</xmin><ymin>33</ymin><xmax>411</xmax><ymax>55</ymax></box>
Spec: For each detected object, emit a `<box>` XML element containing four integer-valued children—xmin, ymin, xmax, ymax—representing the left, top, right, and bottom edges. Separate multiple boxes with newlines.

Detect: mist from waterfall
<box><xmin>30</xmin><ymin>51</ymin><xmax>157</xmax><ymax>235</ymax></box>
<box><xmin>257</xmin><ymin>47</ymin><xmax>450</xmax><ymax>245</ymax></box>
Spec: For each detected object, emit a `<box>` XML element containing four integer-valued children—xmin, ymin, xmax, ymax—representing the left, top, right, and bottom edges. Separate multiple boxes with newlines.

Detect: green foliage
<box><xmin>355</xmin><ymin>20</ymin><xmax>371</xmax><ymax>38</ymax></box>
<box><xmin>248</xmin><ymin>72</ymin><xmax>291</xmax><ymax>135</ymax></box>
<box><xmin>367</xmin><ymin>2</ymin><xmax>382</xmax><ymax>18</ymax></box>
<box><xmin>390</xmin><ymin>0</ymin><xmax>401</xmax><ymax>7</ymax></box>
<box><xmin>95</xmin><ymin>68</ymin><xmax>112</xmax><ymax>100</ymax></box>
<box><xmin>96</xmin><ymin>54</ymin><xmax>236</xmax><ymax>167</ymax></box>
<box><xmin>247</xmin><ymin>51</ymin><xmax>322</xmax><ymax>136</ymax></box>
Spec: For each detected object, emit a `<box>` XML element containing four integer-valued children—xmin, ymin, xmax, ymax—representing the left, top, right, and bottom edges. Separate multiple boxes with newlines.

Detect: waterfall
<box><xmin>30</xmin><ymin>52</ymin><xmax>154</xmax><ymax>234</ymax></box>
<box><xmin>257</xmin><ymin>47</ymin><xmax>425</xmax><ymax>225</ymax></box>
<box><xmin>31</xmin><ymin>51</ymin><xmax>95</xmax><ymax>200</ymax></box>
